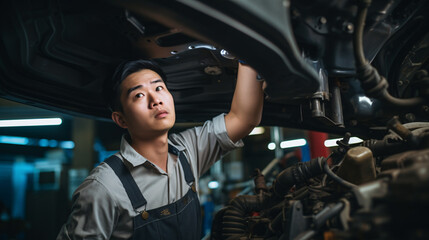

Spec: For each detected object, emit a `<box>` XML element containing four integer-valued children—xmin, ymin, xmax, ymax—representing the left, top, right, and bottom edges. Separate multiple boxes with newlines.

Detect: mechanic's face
<box><xmin>112</xmin><ymin>69</ymin><xmax>175</xmax><ymax>139</ymax></box>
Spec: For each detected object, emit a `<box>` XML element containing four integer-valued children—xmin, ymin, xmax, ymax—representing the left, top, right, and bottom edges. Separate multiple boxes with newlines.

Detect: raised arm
<box><xmin>225</xmin><ymin>62</ymin><xmax>264</xmax><ymax>143</ymax></box>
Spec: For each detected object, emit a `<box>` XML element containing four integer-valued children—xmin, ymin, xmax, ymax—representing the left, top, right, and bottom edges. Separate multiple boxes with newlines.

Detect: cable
<box><xmin>323</xmin><ymin>156</ymin><xmax>358</xmax><ymax>189</ymax></box>
<box><xmin>353</xmin><ymin>0</ymin><xmax>371</xmax><ymax>67</ymax></box>
<box><xmin>353</xmin><ymin>0</ymin><xmax>425</xmax><ymax>107</ymax></box>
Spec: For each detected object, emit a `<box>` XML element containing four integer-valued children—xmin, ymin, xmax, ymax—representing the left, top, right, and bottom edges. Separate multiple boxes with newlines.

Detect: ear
<box><xmin>112</xmin><ymin>111</ymin><xmax>128</xmax><ymax>129</ymax></box>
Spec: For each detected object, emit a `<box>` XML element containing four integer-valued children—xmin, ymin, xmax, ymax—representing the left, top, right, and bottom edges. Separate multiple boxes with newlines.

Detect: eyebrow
<box><xmin>126</xmin><ymin>79</ymin><xmax>163</xmax><ymax>97</ymax></box>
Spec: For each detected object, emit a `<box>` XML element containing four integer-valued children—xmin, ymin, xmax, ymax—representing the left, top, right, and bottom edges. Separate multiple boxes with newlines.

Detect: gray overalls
<box><xmin>105</xmin><ymin>144</ymin><xmax>202</xmax><ymax>239</ymax></box>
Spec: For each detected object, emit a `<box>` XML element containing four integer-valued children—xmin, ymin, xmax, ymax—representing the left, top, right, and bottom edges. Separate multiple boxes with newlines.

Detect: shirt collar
<box><xmin>119</xmin><ymin>134</ymin><xmax>147</xmax><ymax>167</ymax></box>
<box><xmin>119</xmin><ymin>134</ymin><xmax>185</xmax><ymax>168</ymax></box>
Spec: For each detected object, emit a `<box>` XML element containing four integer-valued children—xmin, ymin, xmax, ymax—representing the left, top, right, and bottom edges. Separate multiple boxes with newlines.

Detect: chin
<box><xmin>158</xmin><ymin>119</ymin><xmax>175</xmax><ymax>132</ymax></box>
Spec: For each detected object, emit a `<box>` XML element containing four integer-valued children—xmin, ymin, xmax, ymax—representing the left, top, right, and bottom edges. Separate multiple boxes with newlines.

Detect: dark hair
<box><xmin>105</xmin><ymin>59</ymin><xmax>167</xmax><ymax>112</ymax></box>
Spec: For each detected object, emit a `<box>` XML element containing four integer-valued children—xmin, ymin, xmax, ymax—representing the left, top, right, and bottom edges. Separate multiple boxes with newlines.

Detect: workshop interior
<box><xmin>1</xmin><ymin>0</ymin><xmax>429</xmax><ymax>239</ymax></box>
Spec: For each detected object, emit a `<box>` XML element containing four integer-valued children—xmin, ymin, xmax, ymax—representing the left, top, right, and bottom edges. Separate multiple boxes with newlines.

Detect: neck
<box><xmin>129</xmin><ymin>132</ymin><xmax>169</xmax><ymax>172</ymax></box>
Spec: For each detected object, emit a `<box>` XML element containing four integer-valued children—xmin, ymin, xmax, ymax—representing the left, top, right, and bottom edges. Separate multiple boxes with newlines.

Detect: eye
<box><xmin>155</xmin><ymin>86</ymin><xmax>164</xmax><ymax>91</ymax></box>
<box><xmin>135</xmin><ymin>93</ymin><xmax>144</xmax><ymax>98</ymax></box>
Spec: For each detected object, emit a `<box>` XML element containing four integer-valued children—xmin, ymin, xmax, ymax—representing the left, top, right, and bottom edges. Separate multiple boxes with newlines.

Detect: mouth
<box><xmin>155</xmin><ymin>110</ymin><xmax>168</xmax><ymax>119</ymax></box>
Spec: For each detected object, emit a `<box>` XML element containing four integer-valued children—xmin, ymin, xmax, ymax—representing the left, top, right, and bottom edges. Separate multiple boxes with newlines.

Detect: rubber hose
<box><xmin>273</xmin><ymin>157</ymin><xmax>325</xmax><ymax>197</ymax></box>
<box><xmin>353</xmin><ymin>0</ymin><xmax>371</xmax><ymax>67</ymax></box>
<box><xmin>221</xmin><ymin>194</ymin><xmax>267</xmax><ymax>239</ymax></box>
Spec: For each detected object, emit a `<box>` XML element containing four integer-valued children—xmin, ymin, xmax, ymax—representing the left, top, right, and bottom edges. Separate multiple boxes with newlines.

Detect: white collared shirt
<box><xmin>57</xmin><ymin>114</ymin><xmax>243</xmax><ymax>240</ymax></box>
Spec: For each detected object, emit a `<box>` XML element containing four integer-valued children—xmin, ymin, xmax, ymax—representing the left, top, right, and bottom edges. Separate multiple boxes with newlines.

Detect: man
<box><xmin>57</xmin><ymin>59</ymin><xmax>264</xmax><ymax>239</ymax></box>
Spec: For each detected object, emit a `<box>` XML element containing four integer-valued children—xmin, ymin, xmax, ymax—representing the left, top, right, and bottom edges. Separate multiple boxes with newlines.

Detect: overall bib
<box><xmin>105</xmin><ymin>144</ymin><xmax>202</xmax><ymax>240</ymax></box>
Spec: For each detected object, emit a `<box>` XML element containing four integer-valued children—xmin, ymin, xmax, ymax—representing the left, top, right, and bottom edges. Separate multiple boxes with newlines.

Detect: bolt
<box><xmin>422</xmin><ymin>105</ymin><xmax>429</xmax><ymax>112</ymax></box>
<box><xmin>397</xmin><ymin>80</ymin><xmax>403</xmax><ymax>86</ymax></box>
<box><xmin>204</xmin><ymin>66</ymin><xmax>222</xmax><ymax>75</ymax></box>
<box><xmin>343</xmin><ymin>22</ymin><xmax>354</xmax><ymax>33</ymax></box>
<box><xmin>319</xmin><ymin>16</ymin><xmax>327</xmax><ymax>25</ymax></box>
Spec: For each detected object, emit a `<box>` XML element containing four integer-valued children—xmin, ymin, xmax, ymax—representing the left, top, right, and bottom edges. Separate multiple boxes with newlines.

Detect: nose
<box><xmin>149</xmin><ymin>95</ymin><xmax>163</xmax><ymax>108</ymax></box>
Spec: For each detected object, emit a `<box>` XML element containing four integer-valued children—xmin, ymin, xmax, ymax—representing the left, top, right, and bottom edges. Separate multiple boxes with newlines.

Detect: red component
<box><xmin>251</xmin><ymin>212</ymin><xmax>260</xmax><ymax>217</ymax></box>
<box><xmin>308</xmin><ymin>131</ymin><xmax>330</xmax><ymax>158</ymax></box>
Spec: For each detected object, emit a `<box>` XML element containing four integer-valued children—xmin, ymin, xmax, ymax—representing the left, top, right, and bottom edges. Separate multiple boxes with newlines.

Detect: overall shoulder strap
<box><xmin>104</xmin><ymin>155</ymin><xmax>147</xmax><ymax>209</ymax></box>
<box><xmin>178</xmin><ymin>154</ymin><xmax>195</xmax><ymax>184</ymax></box>
<box><xmin>168</xmin><ymin>144</ymin><xmax>195</xmax><ymax>184</ymax></box>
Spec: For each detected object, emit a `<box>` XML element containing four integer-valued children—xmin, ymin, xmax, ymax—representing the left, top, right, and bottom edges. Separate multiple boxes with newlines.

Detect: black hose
<box><xmin>353</xmin><ymin>0</ymin><xmax>424</xmax><ymax>107</ymax></box>
<box><xmin>210</xmin><ymin>207</ymin><xmax>228</xmax><ymax>240</ymax></box>
<box><xmin>221</xmin><ymin>194</ymin><xmax>267</xmax><ymax>239</ymax></box>
<box><xmin>323</xmin><ymin>159</ymin><xmax>357</xmax><ymax>189</ymax></box>
<box><xmin>217</xmin><ymin>170</ymin><xmax>270</xmax><ymax>239</ymax></box>
<box><xmin>273</xmin><ymin>157</ymin><xmax>325</xmax><ymax>197</ymax></box>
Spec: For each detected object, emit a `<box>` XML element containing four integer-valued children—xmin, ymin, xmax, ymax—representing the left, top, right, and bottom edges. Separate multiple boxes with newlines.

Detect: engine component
<box><xmin>336</xmin><ymin>146</ymin><xmax>376</xmax><ymax>185</ymax></box>
<box><xmin>353</xmin><ymin>0</ymin><xmax>426</xmax><ymax>109</ymax></box>
<box><xmin>212</xmin><ymin>117</ymin><xmax>429</xmax><ymax>239</ymax></box>
<box><xmin>283</xmin><ymin>200</ymin><xmax>345</xmax><ymax>240</ymax></box>
<box><xmin>212</xmin><ymin>169</ymin><xmax>272</xmax><ymax>240</ymax></box>
<box><xmin>273</xmin><ymin>157</ymin><xmax>325</xmax><ymax>198</ymax></box>
<box><xmin>380</xmin><ymin>149</ymin><xmax>429</xmax><ymax>171</ymax></box>
<box><xmin>209</xmin><ymin>0</ymin><xmax>429</xmax><ymax>239</ymax></box>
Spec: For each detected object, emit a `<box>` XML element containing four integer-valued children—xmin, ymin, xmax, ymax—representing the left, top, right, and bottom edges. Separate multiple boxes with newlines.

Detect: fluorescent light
<box><xmin>280</xmin><ymin>139</ymin><xmax>307</xmax><ymax>149</ymax></box>
<box><xmin>249</xmin><ymin>127</ymin><xmax>265</xmax><ymax>136</ymax></box>
<box><xmin>349</xmin><ymin>137</ymin><xmax>364</xmax><ymax>144</ymax></box>
<box><xmin>0</xmin><ymin>118</ymin><xmax>62</xmax><ymax>127</ymax></box>
<box><xmin>324</xmin><ymin>137</ymin><xmax>363</xmax><ymax>147</ymax></box>
<box><xmin>268</xmin><ymin>139</ymin><xmax>307</xmax><ymax>150</ymax></box>
<box><xmin>268</xmin><ymin>142</ymin><xmax>276</xmax><ymax>150</ymax></box>
<box><xmin>208</xmin><ymin>181</ymin><xmax>219</xmax><ymax>189</ymax></box>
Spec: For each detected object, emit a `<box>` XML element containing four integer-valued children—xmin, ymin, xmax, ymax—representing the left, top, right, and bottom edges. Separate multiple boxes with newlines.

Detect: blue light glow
<box><xmin>60</xmin><ymin>141</ymin><xmax>75</xmax><ymax>149</ymax></box>
<box><xmin>0</xmin><ymin>135</ymin><xmax>75</xmax><ymax>149</ymax></box>
<box><xmin>48</xmin><ymin>140</ymin><xmax>58</xmax><ymax>148</ymax></box>
<box><xmin>39</xmin><ymin>139</ymin><xmax>49</xmax><ymax>147</ymax></box>
<box><xmin>0</xmin><ymin>136</ymin><xmax>29</xmax><ymax>145</ymax></box>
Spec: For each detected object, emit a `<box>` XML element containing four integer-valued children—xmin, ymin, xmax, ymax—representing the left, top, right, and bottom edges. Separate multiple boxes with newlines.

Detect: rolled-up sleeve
<box><xmin>57</xmin><ymin>179</ymin><xmax>118</xmax><ymax>240</ymax></box>
<box><xmin>212</xmin><ymin>114</ymin><xmax>244</xmax><ymax>152</ymax></box>
<box><xmin>169</xmin><ymin>114</ymin><xmax>244</xmax><ymax>177</ymax></box>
